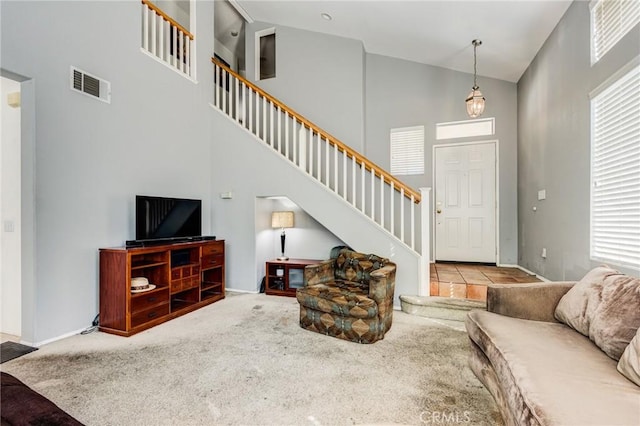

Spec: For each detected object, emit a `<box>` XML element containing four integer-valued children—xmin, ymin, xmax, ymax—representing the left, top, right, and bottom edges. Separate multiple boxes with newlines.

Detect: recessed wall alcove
<box><xmin>254</xmin><ymin>196</ymin><xmax>345</xmax><ymax>291</ymax></box>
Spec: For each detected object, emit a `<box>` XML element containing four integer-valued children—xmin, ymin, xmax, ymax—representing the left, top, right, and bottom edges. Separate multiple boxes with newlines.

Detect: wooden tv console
<box><xmin>99</xmin><ymin>239</ymin><xmax>225</xmax><ymax>336</ymax></box>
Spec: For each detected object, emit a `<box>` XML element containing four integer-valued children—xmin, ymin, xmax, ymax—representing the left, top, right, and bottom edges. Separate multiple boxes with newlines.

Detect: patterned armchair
<box><xmin>296</xmin><ymin>248</ymin><xmax>396</xmax><ymax>344</ymax></box>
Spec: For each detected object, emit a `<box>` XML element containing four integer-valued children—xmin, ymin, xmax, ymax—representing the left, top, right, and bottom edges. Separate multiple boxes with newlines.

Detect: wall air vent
<box><xmin>70</xmin><ymin>66</ymin><xmax>111</xmax><ymax>103</ymax></box>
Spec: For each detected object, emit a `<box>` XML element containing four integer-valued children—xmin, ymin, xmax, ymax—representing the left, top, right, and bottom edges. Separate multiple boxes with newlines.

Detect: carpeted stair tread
<box><xmin>400</xmin><ymin>295</ymin><xmax>486</xmax><ymax>310</ymax></box>
<box><xmin>399</xmin><ymin>295</ymin><xmax>486</xmax><ymax>321</ymax></box>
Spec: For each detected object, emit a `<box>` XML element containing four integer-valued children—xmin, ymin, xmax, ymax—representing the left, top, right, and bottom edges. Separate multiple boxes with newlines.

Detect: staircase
<box><xmin>210</xmin><ymin>58</ymin><xmax>431</xmax><ymax>299</ymax></box>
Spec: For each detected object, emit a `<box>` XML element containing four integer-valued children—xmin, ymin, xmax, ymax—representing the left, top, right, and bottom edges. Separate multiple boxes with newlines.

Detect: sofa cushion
<box><xmin>296</xmin><ymin>280</ymin><xmax>378</xmax><ymax>319</ymax></box>
<box><xmin>466</xmin><ymin>310</ymin><xmax>640</xmax><ymax>425</ymax></box>
<box><xmin>333</xmin><ymin>250</ymin><xmax>387</xmax><ymax>285</ymax></box>
<box><xmin>618</xmin><ymin>327</ymin><xmax>640</xmax><ymax>386</ymax></box>
<box><xmin>554</xmin><ymin>265</ymin><xmax>623</xmax><ymax>335</ymax></box>
<box><xmin>590</xmin><ymin>275</ymin><xmax>640</xmax><ymax>360</ymax></box>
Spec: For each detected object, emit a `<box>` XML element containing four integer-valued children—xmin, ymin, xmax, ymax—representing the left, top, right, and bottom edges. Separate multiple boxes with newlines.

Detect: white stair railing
<box><xmin>212</xmin><ymin>58</ymin><xmax>430</xmax><ymax>267</ymax></box>
<box><xmin>141</xmin><ymin>0</ymin><xmax>193</xmax><ymax>78</ymax></box>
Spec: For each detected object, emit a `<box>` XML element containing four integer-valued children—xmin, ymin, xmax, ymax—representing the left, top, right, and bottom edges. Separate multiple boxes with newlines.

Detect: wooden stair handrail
<box><xmin>142</xmin><ymin>0</ymin><xmax>194</xmax><ymax>40</ymax></box>
<box><xmin>211</xmin><ymin>57</ymin><xmax>421</xmax><ymax>204</ymax></box>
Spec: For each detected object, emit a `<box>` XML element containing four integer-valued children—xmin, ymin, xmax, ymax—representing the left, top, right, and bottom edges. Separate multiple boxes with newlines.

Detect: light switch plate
<box><xmin>538</xmin><ymin>189</ymin><xmax>546</xmax><ymax>200</ymax></box>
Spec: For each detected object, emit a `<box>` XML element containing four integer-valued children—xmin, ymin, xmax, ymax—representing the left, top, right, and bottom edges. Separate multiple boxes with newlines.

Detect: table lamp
<box><xmin>271</xmin><ymin>211</ymin><xmax>294</xmax><ymax>260</ymax></box>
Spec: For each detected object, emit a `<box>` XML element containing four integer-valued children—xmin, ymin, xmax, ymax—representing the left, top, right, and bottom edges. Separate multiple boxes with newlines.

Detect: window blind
<box><xmin>591</xmin><ymin>0</ymin><xmax>640</xmax><ymax>63</ymax></box>
<box><xmin>591</xmin><ymin>63</ymin><xmax>640</xmax><ymax>269</ymax></box>
<box><xmin>390</xmin><ymin>126</ymin><xmax>424</xmax><ymax>175</ymax></box>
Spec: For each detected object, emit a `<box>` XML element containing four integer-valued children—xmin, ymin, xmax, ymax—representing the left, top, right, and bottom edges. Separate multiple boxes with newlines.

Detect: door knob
<box><xmin>436</xmin><ymin>209</ymin><xmax>442</xmax><ymax>214</ymax></box>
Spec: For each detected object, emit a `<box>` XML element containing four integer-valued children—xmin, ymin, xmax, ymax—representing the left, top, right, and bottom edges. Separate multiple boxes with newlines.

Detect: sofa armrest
<box><xmin>487</xmin><ymin>282</ymin><xmax>576</xmax><ymax>322</ymax></box>
<box><xmin>369</xmin><ymin>264</ymin><xmax>397</xmax><ymax>305</ymax></box>
<box><xmin>304</xmin><ymin>260</ymin><xmax>335</xmax><ymax>286</ymax></box>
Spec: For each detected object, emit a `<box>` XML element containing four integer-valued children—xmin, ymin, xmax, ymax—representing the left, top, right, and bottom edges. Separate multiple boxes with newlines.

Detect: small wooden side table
<box><xmin>265</xmin><ymin>258</ymin><xmax>322</xmax><ymax>297</ymax></box>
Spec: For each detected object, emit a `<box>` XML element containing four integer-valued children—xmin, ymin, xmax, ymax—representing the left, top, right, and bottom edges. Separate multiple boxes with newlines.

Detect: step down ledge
<box><xmin>399</xmin><ymin>295</ymin><xmax>486</xmax><ymax>322</ymax></box>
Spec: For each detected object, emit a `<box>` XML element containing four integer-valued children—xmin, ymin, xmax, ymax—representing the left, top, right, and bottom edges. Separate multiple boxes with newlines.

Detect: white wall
<box><xmin>214</xmin><ymin>37</ymin><xmax>238</xmax><ymax>71</ymax></box>
<box><xmin>1</xmin><ymin>0</ymin><xmax>215</xmax><ymax>344</ymax></box>
<box><xmin>252</xmin><ymin>196</ymin><xmax>345</xmax><ymax>290</ymax></box>
<box><xmin>0</xmin><ymin>76</ymin><xmax>21</xmax><ymax>336</ymax></box>
<box><xmin>155</xmin><ymin>1</ymin><xmax>190</xmax><ymax>30</ymax></box>
<box><xmin>0</xmin><ymin>0</ymin><xmax>398</xmax><ymax>344</ymax></box>
<box><xmin>0</xmin><ymin>0</ymin><xmax>546</xmax><ymax>343</ymax></box>
<box><xmin>245</xmin><ymin>22</ymin><xmax>366</xmax><ymax>152</ymax></box>
<box><xmin>365</xmin><ymin>54</ymin><xmax>519</xmax><ymax>264</ymax></box>
<box><xmin>517</xmin><ymin>2</ymin><xmax>640</xmax><ymax>279</ymax></box>
<box><xmin>239</xmin><ymin>20</ymin><xmax>521</xmax><ymax>264</ymax></box>
<box><xmin>210</xmin><ymin>111</ymin><xmax>421</xmax><ymax>307</ymax></box>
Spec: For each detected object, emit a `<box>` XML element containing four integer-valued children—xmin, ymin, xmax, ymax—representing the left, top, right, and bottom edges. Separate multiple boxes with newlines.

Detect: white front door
<box><xmin>434</xmin><ymin>142</ymin><xmax>496</xmax><ymax>263</ymax></box>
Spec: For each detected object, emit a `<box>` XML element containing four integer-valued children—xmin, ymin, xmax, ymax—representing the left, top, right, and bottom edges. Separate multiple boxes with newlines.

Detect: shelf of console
<box><xmin>98</xmin><ymin>294</ymin><xmax>223</xmax><ymax>337</ymax></box>
<box><xmin>99</xmin><ymin>239</ymin><xmax>225</xmax><ymax>337</ymax></box>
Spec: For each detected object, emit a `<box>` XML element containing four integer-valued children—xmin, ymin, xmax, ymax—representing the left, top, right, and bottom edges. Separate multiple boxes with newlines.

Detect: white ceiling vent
<box><xmin>70</xmin><ymin>67</ymin><xmax>111</xmax><ymax>103</ymax></box>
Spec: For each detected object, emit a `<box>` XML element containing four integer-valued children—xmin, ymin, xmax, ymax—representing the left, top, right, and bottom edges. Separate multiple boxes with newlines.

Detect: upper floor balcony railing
<box><xmin>141</xmin><ymin>0</ymin><xmax>194</xmax><ymax>78</ymax></box>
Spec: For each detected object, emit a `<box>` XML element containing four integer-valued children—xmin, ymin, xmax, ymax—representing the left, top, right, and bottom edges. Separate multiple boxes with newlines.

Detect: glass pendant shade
<box><xmin>466</xmin><ymin>87</ymin><xmax>485</xmax><ymax>118</ymax></box>
<box><xmin>466</xmin><ymin>39</ymin><xmax>486</xmax><ymax>118</ymax></box>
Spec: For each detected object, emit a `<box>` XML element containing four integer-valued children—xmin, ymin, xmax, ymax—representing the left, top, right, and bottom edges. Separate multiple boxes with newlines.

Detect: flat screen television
<box><xmin>135</xmin><ymin>195</ymin><xmax>202</xmax><ymax>242</ymax></box>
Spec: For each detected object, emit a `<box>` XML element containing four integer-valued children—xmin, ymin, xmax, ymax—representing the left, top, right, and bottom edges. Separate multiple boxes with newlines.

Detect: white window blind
<box><xmin>390</xmin><ymin>126</ymin><xmax>424</xmax><ymax>175</ymax></box>
<box><xmin>591</xmin><ymin>0</ymin><xmax>640</xmax><ymax>64</ymax></box>
<box><xmin>590</xmin><ymin>63</ymin><xmax>640</xmax><ymax>269</ymax></box>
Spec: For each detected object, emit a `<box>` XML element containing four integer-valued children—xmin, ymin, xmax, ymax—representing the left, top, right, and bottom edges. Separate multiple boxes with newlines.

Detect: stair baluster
<box><xmin>210</xmin><ymin>58</ymin><xmax>430</xmax><ymax>269</ymax></box>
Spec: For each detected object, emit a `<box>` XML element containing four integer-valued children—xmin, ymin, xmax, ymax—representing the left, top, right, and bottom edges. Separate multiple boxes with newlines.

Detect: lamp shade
<box><xmin>271</xmin><ymin>211</ymin><xmax>294</xmax><ymax>229</ymax></box>
<box><xmin>465</xmin><ymin>88</ymin><xmax>485</xmax><ymax>118</ymax></box>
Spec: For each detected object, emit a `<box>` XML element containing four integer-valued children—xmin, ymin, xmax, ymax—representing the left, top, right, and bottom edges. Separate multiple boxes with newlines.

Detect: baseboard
<box><xmin>498</xmin><ymin>263</ymin><xmax>549</xmax><ymax>282</ymax></box>
<box><xmin>24</xmin><ymin>327</ymin><xmax>87</xmax><ymax>348</ymax></box>
<box><xmin>225</xmin><ymin>288</ymin><xmax>259</xmax><ymax>294</ymax></box>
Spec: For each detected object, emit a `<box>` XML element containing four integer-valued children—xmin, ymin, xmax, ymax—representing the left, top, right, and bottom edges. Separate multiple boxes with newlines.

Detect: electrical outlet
<box><xmin>3</xmin><ymin>220</ymin><xmax>15</xmax><ymax>232</ymax></box>
<box><xmin>541</xmin><ymin>248</ymin><xmax>547</xmax><ymax>258</ymax></box>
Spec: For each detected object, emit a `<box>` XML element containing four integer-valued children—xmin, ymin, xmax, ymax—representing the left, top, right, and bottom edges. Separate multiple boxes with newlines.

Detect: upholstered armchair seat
<box><xmin>296</xmin><ymin>249</ymin><xmax>396</xmax><ymax>344</ymax></box>
<box><xmin>298</xmin><ymin>280</ymin><xmax>378</xmax><ymax>318</ymax></box>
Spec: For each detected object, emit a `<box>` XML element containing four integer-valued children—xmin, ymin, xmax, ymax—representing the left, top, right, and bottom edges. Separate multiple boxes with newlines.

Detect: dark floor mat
<box><xmin>1</xmin><ymin>341</ymin><xmax>38</xmax><ymax>363</ymax></box>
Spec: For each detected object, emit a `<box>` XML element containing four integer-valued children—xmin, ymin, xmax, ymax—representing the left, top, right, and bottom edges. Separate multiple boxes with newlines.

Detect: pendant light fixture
<box><xmin>466</xmin><ymin>39</ymin><xmax>486</xmax><ymax>118</ymax></box>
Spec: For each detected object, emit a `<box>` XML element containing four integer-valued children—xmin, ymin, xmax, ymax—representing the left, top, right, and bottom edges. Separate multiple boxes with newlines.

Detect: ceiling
<box><xmin>225</xmin><ymin>0</ymin><xmax>572</xmax><ymax>83</ymax></box>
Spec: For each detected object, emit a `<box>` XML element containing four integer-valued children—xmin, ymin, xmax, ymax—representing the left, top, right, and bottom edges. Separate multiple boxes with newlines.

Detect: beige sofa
<box><xmin>466</xmin><ymin>266</ymin><xmax>640</xmax><ymax>426</ymax></box>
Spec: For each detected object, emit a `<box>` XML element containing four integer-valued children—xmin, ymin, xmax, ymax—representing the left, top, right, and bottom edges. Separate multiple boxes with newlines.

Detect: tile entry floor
<box><xmin>430</xmin><ymin>263</ymin><xmax>541</xmax><ymax>302</ymax></box>
<box><xmin>0</xmin><ymin>333</ymin><xmax>20</xmax><ymax>344</ymax></box>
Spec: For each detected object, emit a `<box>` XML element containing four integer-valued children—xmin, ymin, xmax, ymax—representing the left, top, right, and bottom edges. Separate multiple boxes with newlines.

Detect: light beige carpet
<box><xmin>1</xmin><ymin>293</ymin><xmax>502</xmax><ymax>425</ymax></box>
